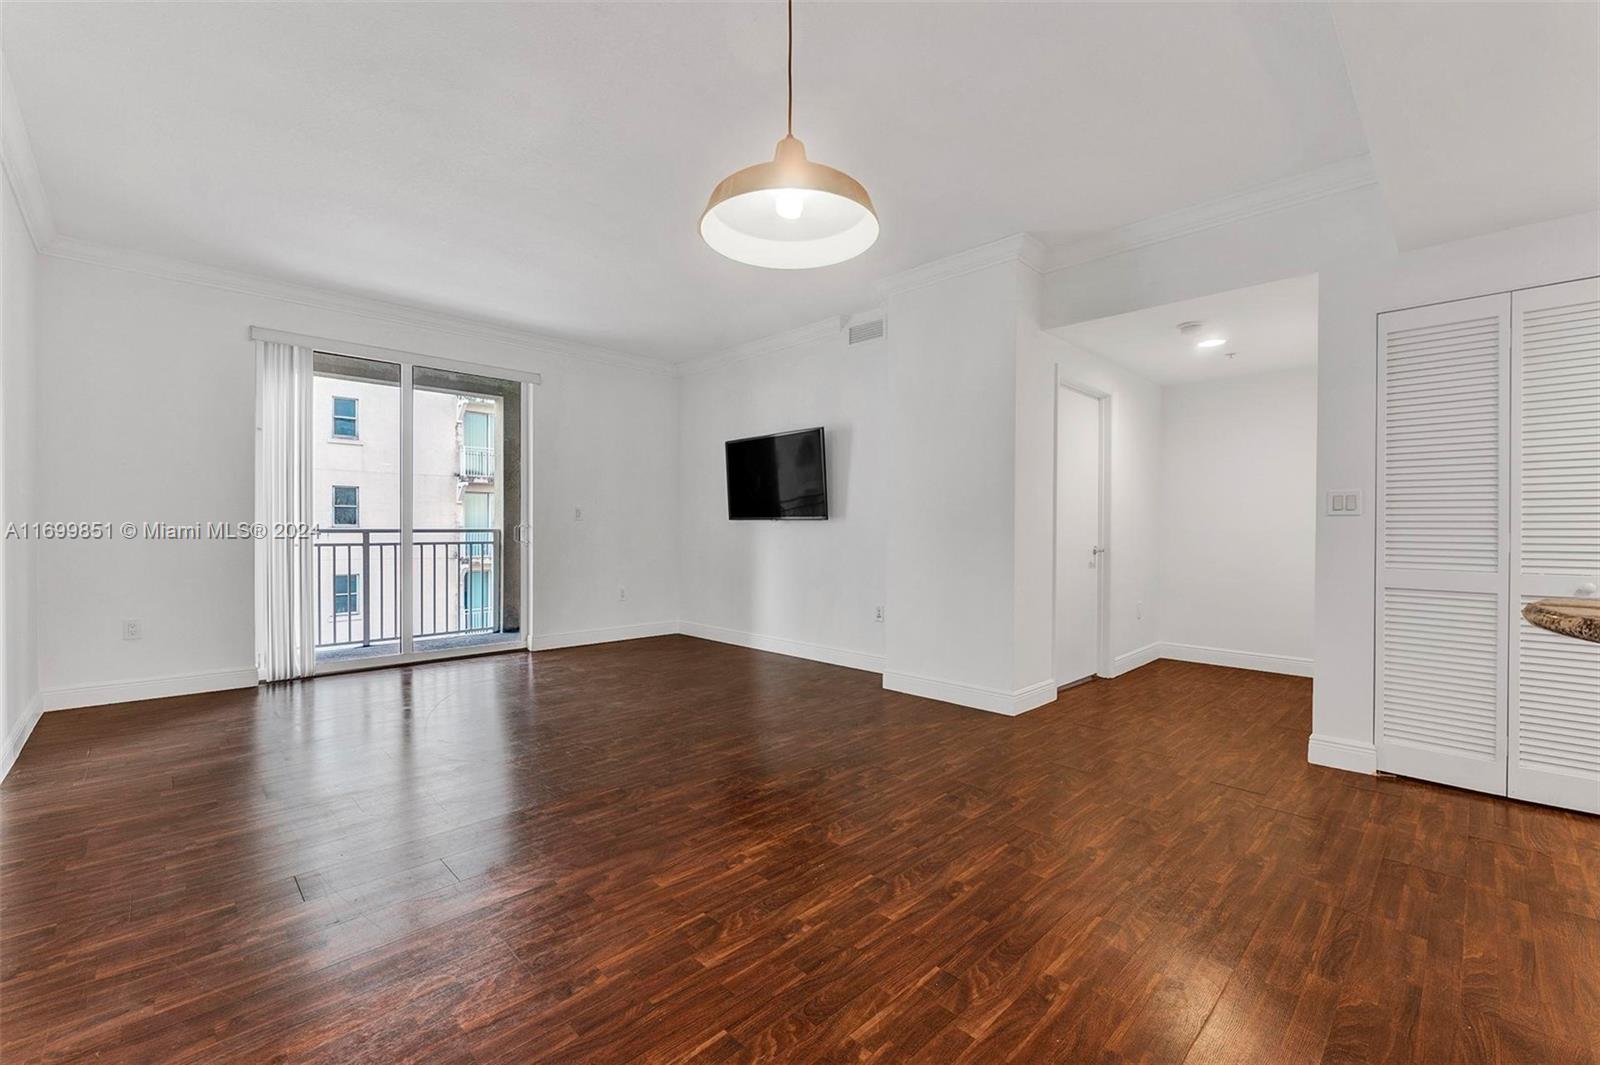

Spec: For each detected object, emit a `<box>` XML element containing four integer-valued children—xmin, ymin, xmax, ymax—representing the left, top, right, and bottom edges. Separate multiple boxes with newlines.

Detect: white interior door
<box><xmin>1377</xmin><ymin>294</ymin><xmax>1510</xmax><ymax>795</ymax></box>
<box><xmin>1055</xmin><ymin>386</ymin><xmax>1103</xmax><ymax>686</ymax></box>
<box><xmin>1509</xmin><ymin>277</ymin><xmax>1600</xmax><ymax>813</ymax></box>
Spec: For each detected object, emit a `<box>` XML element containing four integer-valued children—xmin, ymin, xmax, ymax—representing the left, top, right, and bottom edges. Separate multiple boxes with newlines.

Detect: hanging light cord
<box><xmin>786</xmin><ymin>0</ymin><xmax>794</xmax><ymax>137</ymax></box>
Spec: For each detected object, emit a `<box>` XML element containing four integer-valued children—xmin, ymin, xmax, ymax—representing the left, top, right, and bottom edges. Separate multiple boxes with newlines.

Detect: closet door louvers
<box><xmin>1509</xmin><ymin>277</ymin><xmax>1600</xmax><ymax>814</ymax></box>
<box><xmin>1377</xmin><ymin>294</ymin><xmax>1510</xmax><ymax>795</ymax></box>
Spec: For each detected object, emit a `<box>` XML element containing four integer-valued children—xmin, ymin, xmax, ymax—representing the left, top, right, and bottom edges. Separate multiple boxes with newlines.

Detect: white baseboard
<box><xmin>529</xmin><ymin>621</ymin><xmax>680</xmax><ymax>652</ymax></box>
<box><xmin>1307</xmin><ymin>733</ymin><xmax>1378</xmax><ymax>775</ymax></box>
<box><xmin>1</xmin><ymin>692</ymin><xmax>44</xmax><ymax>782</ymax></box>
<box><xmin>882</xmin><ymin>671</ymin><xmax>1056</xmax><ymax>716</ymax></box>
<box><xmin>1109</xmin><ymin>642</ymin><xmax>1162</xmax><ymax>677</ymax></box>
<box><xmin>678</xmin><ymin>621</ymin><xmax>885</xmax><ymax>674</ymax></box>
<box><xmin>1159</xmin><ymin>642</ymin><xmax>1314</xmax><ymax>678</ymax></box>
<box><xmin>41</xmin><ymin>667</ymin><xmax>260</xmax><ymax>713</ymax></box>
<box><xmin>1011</xmin><ymin>679</ymin><xmax>1058</xmax><ymax>714</ymax></box>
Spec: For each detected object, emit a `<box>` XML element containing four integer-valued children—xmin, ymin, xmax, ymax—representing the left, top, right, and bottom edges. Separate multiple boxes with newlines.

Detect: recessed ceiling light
<box><xmin>1196</xmin><ymin>337</ymin><xmax>1227</xmax><ymax>349</ymax></box>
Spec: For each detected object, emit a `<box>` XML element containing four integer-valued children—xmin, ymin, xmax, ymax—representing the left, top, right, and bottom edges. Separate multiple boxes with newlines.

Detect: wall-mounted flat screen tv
<box><xmin>725</xmin><ymin>427</ymin><xmax>828</xmax><ymax>520</ymax></box>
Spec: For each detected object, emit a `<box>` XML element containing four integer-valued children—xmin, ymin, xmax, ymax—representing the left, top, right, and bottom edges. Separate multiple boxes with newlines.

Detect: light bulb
<box><xmin>773</xmin><ymin>189</ymin><xmax>805</xmax><ymax>220</ymax></box>
<box><xmin>1196</xmin><ymin>337</ymin><xmax>1227</xmax><ymax>349</ymax></box>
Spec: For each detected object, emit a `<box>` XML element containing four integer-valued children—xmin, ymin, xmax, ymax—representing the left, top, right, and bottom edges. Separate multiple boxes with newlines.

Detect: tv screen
<box><xmin>725</xmin><ymin>427</ymin><xmax>828</xmax><ymax>520</ymax></box>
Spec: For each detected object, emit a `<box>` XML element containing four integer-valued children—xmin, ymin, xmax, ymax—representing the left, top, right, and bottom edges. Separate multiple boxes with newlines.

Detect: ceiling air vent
<box><xmin>848</xmin><ymin>318</ymin><xmax>885</xmax><ymax>345</ymax></box>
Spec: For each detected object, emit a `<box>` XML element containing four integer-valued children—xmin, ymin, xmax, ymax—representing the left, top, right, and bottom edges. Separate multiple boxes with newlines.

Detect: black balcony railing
<box><xmin>313</xmin><ymin>527</ymin><xmax>502</xmax><ymax>651</ymax></box>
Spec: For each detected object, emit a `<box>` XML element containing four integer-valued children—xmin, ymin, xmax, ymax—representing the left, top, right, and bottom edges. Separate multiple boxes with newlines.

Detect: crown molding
<box><xmin>678</xmin><ymin>314</ymin><xmax>846</xmax><ymax>377</ymax></box>
<box><xmin>40</xmin><ymin>235</ymin><xmax>677</xmax><ymax>378</ymax></box>
<box><xmin>874</xmin><ymin>233</ymin><xmax>1046</xmax><ymax>300</ymax></box>
<box><xmin>1</xmin><ymin>60</ymin><xmax>57</xmax><ymax>251</ymax></box>
<box><xmin>1041</xmin><ymin>154</ymin><xmax>1377</xmax><ymax>272</ymax></box>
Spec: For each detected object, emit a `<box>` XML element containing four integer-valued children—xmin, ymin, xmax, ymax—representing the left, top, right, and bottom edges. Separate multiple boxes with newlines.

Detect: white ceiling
<box><xmin>3</xmin><ymin>3</ymin><xmax>1594</xmax><ymax>363</ymax></box>
<box><xmin>1054</xmin><ymin>274</ymin><xmax>1317</xmax><ymax>386</ymax></box>
<box><xmin>1332</xmin><ymin>2</ymin><xmax>1600</xmax><ymax>251</ymax></box>
<box><xmin>3</xmin><ymin>2</ymin><xmax>1367</xmax><ymax>362</ymax></box>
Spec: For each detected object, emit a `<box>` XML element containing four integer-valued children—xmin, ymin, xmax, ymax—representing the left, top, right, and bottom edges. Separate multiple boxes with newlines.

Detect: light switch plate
<box><xmin>1327</xmin><ymin>490</ymin><xmax>1362</xmax><ymax>516</ymax></box>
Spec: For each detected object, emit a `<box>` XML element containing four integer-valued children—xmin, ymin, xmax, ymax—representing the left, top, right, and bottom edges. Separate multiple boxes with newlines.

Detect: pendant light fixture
<box><xmin>700</xmin><ymin>0</ymin><xmax>878</xmax><ymax>269</ymax></box>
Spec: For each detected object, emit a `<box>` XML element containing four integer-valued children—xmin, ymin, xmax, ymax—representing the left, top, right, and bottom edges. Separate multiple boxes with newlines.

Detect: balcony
<box><xmin>313</xmin><ymin>527</ymin><xmax>508</xmax><ymax>663</ymax></box>
<box><xmin>460</xmin><ymin>445</ymin><xmax>495</xmax><ymax>481</ymax></box>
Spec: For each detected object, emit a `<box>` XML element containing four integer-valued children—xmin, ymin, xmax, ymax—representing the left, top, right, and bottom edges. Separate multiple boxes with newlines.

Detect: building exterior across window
<box><xmin>311</xmin><ymin>372</ymin><xmax>510</xmax><ymax>654</ymax></box>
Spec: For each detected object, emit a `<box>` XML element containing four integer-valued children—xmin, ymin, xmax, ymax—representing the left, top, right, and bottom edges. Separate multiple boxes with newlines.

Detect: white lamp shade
<box><xmin>701</xmin><ymin>136</ymin><xmax>879</xmax><ymax>269</ymax></box>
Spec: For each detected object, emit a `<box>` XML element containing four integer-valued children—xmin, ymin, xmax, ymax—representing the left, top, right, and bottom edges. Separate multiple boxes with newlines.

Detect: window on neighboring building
<box><xmin>332</xmin><ymin>485</ymin><xmax>359</xmax><ymax>526</ymax></box>
<box><xmin>332</xmin><ymin>396</ymin><xmax>359</xmax><ymax>439</ymax></box>
<box><xmin>463</xmin><ymin>490</ymin><xmax>493</xmax><ymax>541</ymax></box>
<box><xmin>333</xmin><ymin>574</ymin><xmax>360</xmax><ymax>615</ymax></box>
<box><xmin>463</xmin><ymin>569</ymin><xmax>493</xmax><ymax>630</ymax></box>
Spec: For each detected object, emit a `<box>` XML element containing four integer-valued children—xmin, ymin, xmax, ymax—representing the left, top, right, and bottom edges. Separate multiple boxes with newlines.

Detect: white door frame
<box><xmin>1053</xmin><ymin>370</ymin><xmax>1113</xmax><ymax>683</ymax></box>
<box><xmin>250</xmin><ymin>327</ymin><xmax>538</xmax><ymax>675</ymax></box>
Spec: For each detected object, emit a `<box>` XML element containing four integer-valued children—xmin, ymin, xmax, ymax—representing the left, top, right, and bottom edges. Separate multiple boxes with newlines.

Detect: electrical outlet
<box><xmin>874</xmin><ymin>606</ymin><xmax>884</xmax><ymax>622</ymax></box>
<box><xmin>1136</xmin><ymin>601</ymin><xmax>1144</xmax><ymax>622</ymax></box>
<box><xmin>574</xmin><ymin>507</ymin><xmax>584</xmax><ymax>522</ymax></box>
<box><xmin>122</xmin><ymin>619</ymin><xmax>142</xmax><ymax>641</ymax></box>
<box><xmin>618</xmin><ymin>586</ymin><xmax>627</xmax><ymax>602</ymax></box>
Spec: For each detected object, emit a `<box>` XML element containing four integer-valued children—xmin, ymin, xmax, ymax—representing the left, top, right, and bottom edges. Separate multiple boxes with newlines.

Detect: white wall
<box><xmin>527</xmin><ymin>357</ymin><xmax>679</xmax><ymax>646</ymax></box>
<box><xmin>882</xmin><ymin>258</ymin><xmax>1042</xmax><ymax>711</ymax></box>
<box><xmin>671</xmin><ymin>265</ymin><xmax>1167</xmax><ymax>706</ymax></box>
<box><xmin>1311</xmin><ymin>210</ymin><xmax>1600</xmax><ymax>772</ymax></box>
<box><xmin>677</xmin><ymin>327</ymin><xmax>887</xmax><ymax>671</ymax></box>
<box><xmin>874</xmin><ymin>253</ymin><xmax>1165</xmax><ymax>712</ymax></box>
<box><xmin>33</xmin><ymin>253</ymin><xmax>680</xmax><ymax>706</ymax></box>
<box><xmin>1013</xmin><ymin>296</ymin><xmax>1058</xmax><ymax>695</ymax></box>
<box><xmin>1</xmin><ymin>158</ymin><xmax>40</xmax><ymax>776</ymax></box>
<box><xmin>1158</xmin><ymin>369</ymin><xmax>1317</xmax><ymax>673</ymax></box>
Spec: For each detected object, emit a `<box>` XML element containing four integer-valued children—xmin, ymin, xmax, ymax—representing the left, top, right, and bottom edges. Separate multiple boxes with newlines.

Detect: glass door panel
<box><xmin>311</xmin><ymin>351</ymin><xmax>403</xmax><ymax>666</ymax></box>
<box><xmin>410</xmin><ymin>365</ymin><xmax>524</xmax><ymax>653</ymax></box>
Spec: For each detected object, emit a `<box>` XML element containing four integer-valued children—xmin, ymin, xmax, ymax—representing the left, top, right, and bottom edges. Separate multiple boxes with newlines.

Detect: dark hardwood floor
<box><xmin>2</xmin><ymin>636</ymin><xmax>1596</xmax><ymax>1063</ymax></box>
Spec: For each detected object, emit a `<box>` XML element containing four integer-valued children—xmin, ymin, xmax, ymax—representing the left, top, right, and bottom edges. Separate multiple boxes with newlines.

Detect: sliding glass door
<box><xmin>308</xmin><ymin>349</ymin><xmax>526</xmax><ymax>672</ymax></box>
<box><xmin>409</xmin><ymin>364</ymin><xmax>524</xmax><ymax>657</ymax></box>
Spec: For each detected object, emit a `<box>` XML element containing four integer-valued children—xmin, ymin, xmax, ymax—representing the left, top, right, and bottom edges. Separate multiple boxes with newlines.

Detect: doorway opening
<box><xmin>1048</xmin><ymin>272</ymin><xmax>1320</xmax><ymax>685</ymax></box>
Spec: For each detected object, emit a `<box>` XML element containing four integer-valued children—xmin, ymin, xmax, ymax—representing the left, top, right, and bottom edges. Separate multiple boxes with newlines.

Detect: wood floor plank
<box><xmin>2</xmin><ymin>637</ymin><xmax>1596</xmax><ymax>1063</ymax></box>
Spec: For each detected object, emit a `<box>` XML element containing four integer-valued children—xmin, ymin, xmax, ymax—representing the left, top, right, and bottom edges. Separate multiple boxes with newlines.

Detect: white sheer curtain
<box><xmin>254</xmin><ymin>340</ymin><xmax>316</xmax><ymax>681</ymax></box>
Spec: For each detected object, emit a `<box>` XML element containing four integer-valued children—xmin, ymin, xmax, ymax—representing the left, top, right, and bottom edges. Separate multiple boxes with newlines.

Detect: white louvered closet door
<box><xmin>1377</xmin><ymin>294</ymin><xmax>1511</xmax><ymax>795</ymax></box>
<box><xmin>1509</xmin><ymin>278</ymin><xmax>1600</xmax><ymax>813</ymax></box>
